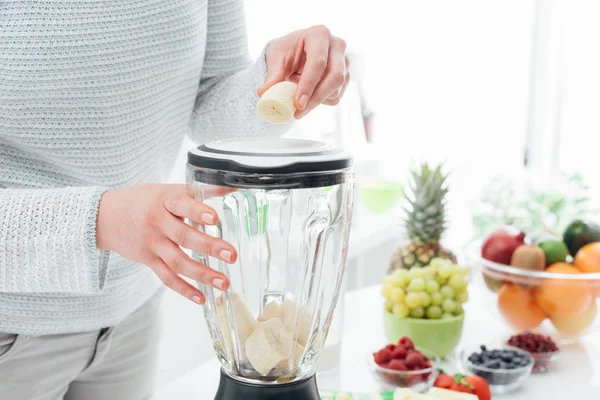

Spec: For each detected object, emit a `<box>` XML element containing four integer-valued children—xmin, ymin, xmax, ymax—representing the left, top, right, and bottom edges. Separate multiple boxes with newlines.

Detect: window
<box><xmin>559</xmin><ymin>1</ymin><xmax>600</xmax><ymax>200</ymax></box>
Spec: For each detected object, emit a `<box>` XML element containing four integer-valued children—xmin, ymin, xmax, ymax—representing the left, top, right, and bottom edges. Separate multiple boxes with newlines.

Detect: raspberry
<box><xmin>399</xmin><ymin>337</ymin><xmax>415</xmax><ymax>350</ymax></box>
<box><xmin>373</xmin><ymin>348</ymin><xmax>393</xmax><ymax>365</ymax></box>
<box><xmin>405</xmin><ymin>352</ymin><xmax>423</xmax><ymax>368</ymax></box>
<box><xmin>385</xmin><ymin>344</ymin><xmax>396</xmax><ymax>352</ymax></box>
<box><xmin>507</xmin><ymin>332</ymin><xmax>559</xmax><ymax>354</ymax></box>
<box><xmin>392</xmin><ymin>346</ymin><xmax>407</xmax><ymax>360</ymax></box>
<box><xmin>388</xmin><ymin>359</ymin><xmax>408</xmax><ymax>371</ymax></box>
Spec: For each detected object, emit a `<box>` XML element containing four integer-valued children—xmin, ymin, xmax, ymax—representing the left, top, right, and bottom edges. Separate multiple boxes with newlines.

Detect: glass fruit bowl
<box><xmin>367</xmin><ymin>347</ymin><xmax>439</xmax><ymax>392</ymax></box>
<box><xmin>467</xmin><ymin>241</ymin><xmax>600</xmax><ymax>343</ymax></box>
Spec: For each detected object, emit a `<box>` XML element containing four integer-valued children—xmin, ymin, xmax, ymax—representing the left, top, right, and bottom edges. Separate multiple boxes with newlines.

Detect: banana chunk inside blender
<box><xmin>245</xmin><ymin>318</ymin><xmax>293</xmax><ymax>376</ymax></box>
<box><xmin>216</xmin><ymin>292</ymin><xmax>258</xmax><ymax>355</ymax></box>
<box><xmin>216</xmin><ymin>293</ymin><xmax>314</xmax><ymax>377</ymax></box>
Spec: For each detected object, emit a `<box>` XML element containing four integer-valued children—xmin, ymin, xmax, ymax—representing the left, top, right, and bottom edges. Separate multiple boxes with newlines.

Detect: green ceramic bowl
<box><xmin>383</xmin><ymin>311</ymin><xmax>465</xmax><ymax>358</ymax></box>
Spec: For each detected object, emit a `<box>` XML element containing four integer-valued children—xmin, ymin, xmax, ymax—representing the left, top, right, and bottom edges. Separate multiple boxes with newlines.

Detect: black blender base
<box><xmin>214</xmin><ymin>369</ymin><xmax>320</xmax><ymax>400</ymax></box>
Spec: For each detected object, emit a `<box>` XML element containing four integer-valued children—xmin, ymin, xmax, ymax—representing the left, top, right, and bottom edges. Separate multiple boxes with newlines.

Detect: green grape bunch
<box><xmin>381</xmin><ymin>258</ymin><xmax>469</xmax><ymax>320</ymax></box>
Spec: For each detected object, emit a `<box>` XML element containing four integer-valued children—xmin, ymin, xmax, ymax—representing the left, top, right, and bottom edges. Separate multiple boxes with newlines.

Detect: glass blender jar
<box><xmin>186</xmin><ymin>138</ymin><xmax>354</xmax><ymax>400</ymax></box>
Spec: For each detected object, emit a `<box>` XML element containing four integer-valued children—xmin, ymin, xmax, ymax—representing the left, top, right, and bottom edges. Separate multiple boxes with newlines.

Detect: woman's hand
<box><xmin>96</xmin><ymin>184</ymin><xmax>237</xmax><ymax>305</ymax></box>
<box><xmin>257</xmin><ymin>25</ymin><xmax>349</xmax><ymax>119</ymax></box>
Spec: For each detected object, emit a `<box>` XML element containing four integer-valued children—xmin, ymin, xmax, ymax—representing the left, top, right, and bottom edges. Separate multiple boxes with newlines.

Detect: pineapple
<box><xmin>388</xmin><ymin>163</ymin><xmax>456</xmax><ymax>272</ymax></box>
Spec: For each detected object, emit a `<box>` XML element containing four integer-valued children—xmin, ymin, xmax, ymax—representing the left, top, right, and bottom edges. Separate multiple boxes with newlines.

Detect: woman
<box><xmin>0</xmin><ymin>1</ymin><xmax>349</xmax><ymax>398</ymax></box>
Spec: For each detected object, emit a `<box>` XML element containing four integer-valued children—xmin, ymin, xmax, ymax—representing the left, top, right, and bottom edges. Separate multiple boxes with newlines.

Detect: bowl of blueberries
<box><xmin>460</xmin><ymin>344</ymin><xmax>534</xmax><ymax>394</ymax></box>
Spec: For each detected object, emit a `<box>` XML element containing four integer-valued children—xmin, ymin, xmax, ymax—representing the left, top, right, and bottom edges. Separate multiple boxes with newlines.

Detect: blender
<box><xmin>186</xmin><ymin>138</ymin><xmax>354</xmax><ymax>399</ymax></box>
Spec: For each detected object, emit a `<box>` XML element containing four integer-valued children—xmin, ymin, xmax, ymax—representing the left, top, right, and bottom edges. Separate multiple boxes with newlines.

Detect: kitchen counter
<box><xmin>153</xmin><ymin>284</ymin><xmax>600</xmax><ymax>399</ymax></box>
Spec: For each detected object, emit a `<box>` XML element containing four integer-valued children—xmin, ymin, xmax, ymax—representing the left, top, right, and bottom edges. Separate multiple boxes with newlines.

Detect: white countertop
<box><xmin>153</xmin><ymin>284</ymin><xmax>600</xmax><ymax>399</ymax></box>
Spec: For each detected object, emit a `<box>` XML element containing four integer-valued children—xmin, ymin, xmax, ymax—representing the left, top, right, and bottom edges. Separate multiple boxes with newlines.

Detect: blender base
<box><xmin>214</xmin><ymin>369</ymin><xmax>320</xmax><ymax>400</ymax></box>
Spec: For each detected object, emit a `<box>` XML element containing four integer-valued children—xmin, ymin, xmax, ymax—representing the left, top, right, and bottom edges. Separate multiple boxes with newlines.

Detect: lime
<box><xmin>538</xmin><ymin>239</ymin><xmax>569</xmax><ymax>265</ymax></box>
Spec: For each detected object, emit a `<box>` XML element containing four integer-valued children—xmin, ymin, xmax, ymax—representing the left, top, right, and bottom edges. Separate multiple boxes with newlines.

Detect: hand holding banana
<box><xmin>257</xmin><ymin>25</ymin><xmax>349</xmax><ymax>123</ymax></box>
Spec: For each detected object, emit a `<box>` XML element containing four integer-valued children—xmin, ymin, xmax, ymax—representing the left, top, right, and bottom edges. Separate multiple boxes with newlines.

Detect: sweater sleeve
<box><xmin>0</xmin><ymin>187</ymin><xmax>111</xmax><ymax>293</ymax></box>
<box><xmin>188</xmin><ymin>0</ymin><xmax>292</xmax><ymax>142</ymax></box>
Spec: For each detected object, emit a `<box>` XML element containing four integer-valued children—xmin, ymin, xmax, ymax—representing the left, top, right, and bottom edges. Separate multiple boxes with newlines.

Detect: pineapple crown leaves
<box><xmin>403</xmin><ymin>163</ymin><xmax>450</xmax><ymax>245</ymax></box>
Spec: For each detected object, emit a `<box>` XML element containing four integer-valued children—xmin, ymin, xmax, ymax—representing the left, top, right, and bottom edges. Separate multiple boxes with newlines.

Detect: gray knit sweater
<box><xmin>0</xmin><ymin>0</ymin><xmax>288</xmax><ymax>335</ymax></box>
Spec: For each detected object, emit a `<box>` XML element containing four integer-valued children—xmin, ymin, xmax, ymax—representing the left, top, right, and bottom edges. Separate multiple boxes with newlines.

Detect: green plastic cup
<box><xmin>383</xmin><ymin>311</ymin><xmax>464</xmax><ymax>358</ymax></box>
<box><xmin>359</xmin><ymin>180</ymin><xmax>404</xmax><ymax>213</ymax></box>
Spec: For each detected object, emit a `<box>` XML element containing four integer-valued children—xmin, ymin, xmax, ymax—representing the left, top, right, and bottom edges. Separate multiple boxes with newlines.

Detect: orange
<box><xmin>551</xmin><ymin>301</ymin><xmax>598</xmax><ymax>334</ymax></box>
<box><xmin>546</xmin><ymin>262</ymin><xmax>580</xmax><ymax>274</ymax></box>
<box><xmin>574</xmin><ymin>242</ymin><xmax>600</xmax><ymax>273</ymax></box>
<box><xmin>534</xmin><ymin>265</ymin><xmax>593</xmax><ymax>318</ymax></box>
<box><xmin>497</xmin><ymin>284</ymin><xmax>547</xmax><ymax>330</ymax></box>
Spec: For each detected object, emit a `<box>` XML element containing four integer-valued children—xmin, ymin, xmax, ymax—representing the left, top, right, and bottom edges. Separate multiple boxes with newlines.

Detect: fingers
<box><xmin>164</xmin><ymin>194</ymin><xmax>218</xmax><ymax>225</ymax></box>
<box><xmin>295</xmin><ymin>39</ymin><xmax>347</xmax><ymax>119</ymax></box>
<box><xmin>155</xmin><ymin>241</ymin><xmax>230</xmax><ymax>292</ymax></box>
<box><xmin>335</xmin><ymin>55</ymin><xmax>351</xmax><ymax>100</ymax></box>
<box><xmin>161</xmin><ymin>213</ymin><xmax>237</xmax><ymax>263</ymax></box>
<box><xmin>257</xmin><ymin>59</ymin><xmax>288</xmax><ymax>97</ymax></box>
<box><xmin>323</xmin><ymin>68</ymin><xmax>350</xmax><ymax>106</ymax></box>
<box><xmin>258</xmin><ymin>30</ymin><xmax>306</xmax><ymax>97</ymax></box>
<box><xmin>149</xmin><ymin>256</ymin><xmax>207</xmax><ymax>304</ymax></box>
<box><xmin>294</xmin><ymin>26</ymin><xmax>331</xmax><ymax>111</ymax></box>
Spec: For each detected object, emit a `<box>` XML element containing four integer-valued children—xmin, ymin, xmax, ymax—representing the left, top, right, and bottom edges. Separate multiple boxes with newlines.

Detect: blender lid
<box><xmin>187</xmin><ymin>138</ymin><xmax>352</xmax><ymax>175</ymax></box>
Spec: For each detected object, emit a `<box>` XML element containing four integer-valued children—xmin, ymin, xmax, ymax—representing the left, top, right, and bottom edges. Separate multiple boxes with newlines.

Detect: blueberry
<box><xmin>480</xmin><ymin>345</ymin><xmax>487</xmax><ymax>352</ymax></box>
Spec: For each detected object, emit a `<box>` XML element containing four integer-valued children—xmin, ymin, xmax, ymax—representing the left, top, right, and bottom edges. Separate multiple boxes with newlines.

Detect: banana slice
<box><xmin>276</xmin><ymin>340</ymin><xmax>305</xmax><ymax>370</ymax></box>
<box><xmin>258</xmin><ymin>300</ymin><xmax>283</xmax><ymax>322</ymax></box>
<box><xmin>245</xmin><ymin>318</ymin><xmax>293</xmax><ymax>376</ymax></box>
<box><xmin>257</xmin><ymin>81</ymin><xmax>298</xmax><ymax>124</ymax></box>
<box><xmin>282</xmin><ymin>298</ymin><xmax>313</xmax><ymax>346</ymax></box>
<box><xmin>216</xmin><ymin>292</ymin><xmax>258</xmax><ymax>356</ymax></box>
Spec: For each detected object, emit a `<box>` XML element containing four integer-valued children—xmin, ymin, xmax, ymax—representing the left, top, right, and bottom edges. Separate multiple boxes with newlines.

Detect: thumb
<box><xmin>257</xmin><ymin>67</ymin><xmax>287</xmax><ymax>97</ymax></box>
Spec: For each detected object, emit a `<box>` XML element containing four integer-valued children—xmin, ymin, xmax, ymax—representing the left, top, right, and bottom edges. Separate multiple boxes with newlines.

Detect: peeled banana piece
<box><xmin>216</xmin><ymin>292</ymin><xmax>258</xmax><ymax>356</ymax></box>
<box><xmin>257</xmin><ymin>81</ymin><xmax>298</xmax><ymax>124</ymax></box>
<box><xmin>276</xmin><ymin>341</ymin><xmax>306</xmax><ymax>370</ymax></box>
<box><xmin>259</xmin><ymin>300</ymin><xmax>284</xmax><ymax>322</ymax></box>
<box><xmin>282</xmin><ymin>298</ymin><xmax>313</xmax><ymax>346</ymax></box>
<box><xmin>245</xmin><ymin>318</ymin><xmax>293</xmax><ymax>376</ymax></box>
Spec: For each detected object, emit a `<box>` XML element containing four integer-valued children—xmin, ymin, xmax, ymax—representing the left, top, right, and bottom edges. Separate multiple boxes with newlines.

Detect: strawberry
<box><xmin>388</xmin><ymin>359</ymin><xmax>408</xmax><ymax>371</ymax></box>
<box><xmin>451</xmin><ymin>382</ymin><xmax>475</xmax><ymax>394</ymax></box>
<box><xmin>435</xmin><ymin>372</ymin><xmax>481</xmax><ymax>397</ymax></box>
<box><xmin>373</xmin><ymin>348</ymin><xmax>393</xmax><ymax>365</ymax></box>
<box><xmin>465</xmin><ymin>375</ymin><xmax>491</xmax><ymax>400</ymax></box>
<box><xmin>433</xmin><ymin>373</ymin><xmax>454</xmax><ymax>389</ymax></box>
<box><xmin>398</xmin><ymin>337</ymin><xmax>414</xmax><ymax>350</ymax></box>
<box><xmin>392</xmin><ymin>346</ymin><xmax>407</xmax><ymax>360</ymax></box>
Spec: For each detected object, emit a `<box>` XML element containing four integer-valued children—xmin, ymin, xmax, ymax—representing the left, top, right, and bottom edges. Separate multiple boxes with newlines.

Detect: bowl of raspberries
<box><xmin>369</xmin><ymin>336</ymin><xmax>439</xmax><ymax>392</ymax></box>
<box><xmin>506</xmin><ymin>332</ymin><xmax>560</xmax><ymax>373</ymax></box>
